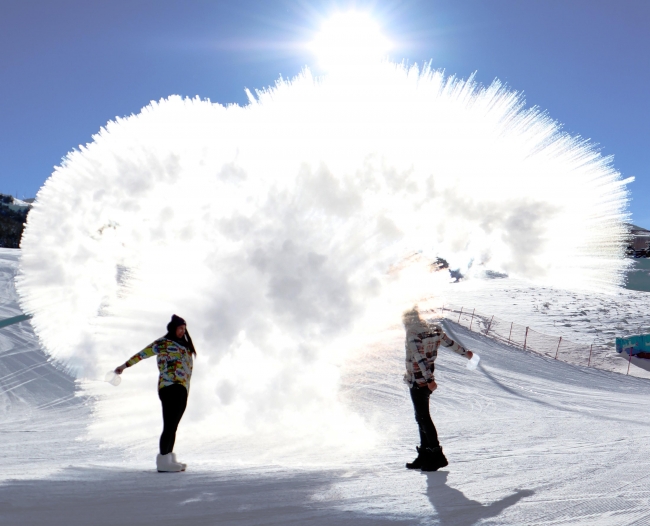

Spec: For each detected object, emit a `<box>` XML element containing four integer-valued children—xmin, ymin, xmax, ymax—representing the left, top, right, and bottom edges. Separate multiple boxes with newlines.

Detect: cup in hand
<box><xmin>466</xmin><ymin>353</ymin><xmax>480</xmax><ymax>371</ymax></box>
<box><xmin>104</xmin><ymin>371</ymin><xmax>122</xmax><ymax>386</ymax></box>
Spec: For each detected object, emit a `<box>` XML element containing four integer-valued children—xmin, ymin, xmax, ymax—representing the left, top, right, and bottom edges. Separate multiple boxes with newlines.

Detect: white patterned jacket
<box><xmin>404</xmin><ymin>323</ymin><xmax>469</xmax><ymax>388</ymax></box>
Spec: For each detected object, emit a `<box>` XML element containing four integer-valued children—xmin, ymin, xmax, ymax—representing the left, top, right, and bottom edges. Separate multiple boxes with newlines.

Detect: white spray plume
<box><xmin>16</xmin><ymin>62</ymin><xmax>630</xmax><ymax>460</ymax></box>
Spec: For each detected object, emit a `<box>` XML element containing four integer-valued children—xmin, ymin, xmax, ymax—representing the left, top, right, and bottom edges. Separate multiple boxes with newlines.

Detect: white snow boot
<box><xmin>156</xmin><ymin>453</ymin><xmax>183</xmax><ymax>473</ymax></box>
<box><xmin>171</xmin><ymin>452</ymin><xmax>187</xmax><ymax>471</ymax></box>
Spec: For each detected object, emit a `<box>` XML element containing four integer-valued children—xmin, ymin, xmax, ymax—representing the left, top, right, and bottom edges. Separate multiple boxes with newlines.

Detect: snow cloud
<box><xmin>15</xmin><ymin>62</ymin><xmax>630</xmax><ymax>460</ymax></box>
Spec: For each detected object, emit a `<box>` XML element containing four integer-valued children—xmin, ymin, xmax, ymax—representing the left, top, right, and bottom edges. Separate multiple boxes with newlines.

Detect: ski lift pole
<box><xmin>555</xmin><ymin>337</ymin><xmax>562</xmax><ymax>360</ymax></box>
<box><xmin>507</xmin><ymin>322</ymin><xmax>513</xmax><ymax>344</ymax></box>
<box><xmin>0</xmin><ymin>314</ymin><xmax>32</xmax><ymax>329</ymax></box>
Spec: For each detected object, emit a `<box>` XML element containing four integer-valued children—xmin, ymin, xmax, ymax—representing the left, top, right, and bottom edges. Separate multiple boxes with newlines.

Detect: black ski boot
<box><xmin>406</xmin><ymin>446</ymin><xmax>425</xmax><ymax>469</ymax></box>
<box><xmin>420</xmin><ymin>446</ymin><xmax>448</xmax><ymax>472</ymax></box>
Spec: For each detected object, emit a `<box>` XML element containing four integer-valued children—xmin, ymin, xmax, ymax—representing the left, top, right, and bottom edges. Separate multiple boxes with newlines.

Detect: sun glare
<box><xmin>309</xmin><ymin>12</ymin><xmax>392</xmax><ymax>71</ymax></box>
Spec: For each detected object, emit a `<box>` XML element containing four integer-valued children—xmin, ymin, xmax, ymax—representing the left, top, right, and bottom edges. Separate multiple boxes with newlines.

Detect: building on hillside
<box><xmin>627</xmin><ymin>224</ymin><xmax>650</xmax><ymax>258</ymax></box>
<box><xmin>1</xmin><ymin>196</ymin><xmax>31</xmax><ymax>213</ymax></box>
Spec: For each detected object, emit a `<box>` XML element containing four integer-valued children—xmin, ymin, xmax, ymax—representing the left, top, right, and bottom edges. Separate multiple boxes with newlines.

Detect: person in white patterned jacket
<box><xmin>114</xmin><ymin>314</ymin><xmax>196</xmax><ymax>473</ymax></box>
<box><xmin>403</xmin><ymin>306</ymin><xmax>473</xmax><ymax>471</ymax></box>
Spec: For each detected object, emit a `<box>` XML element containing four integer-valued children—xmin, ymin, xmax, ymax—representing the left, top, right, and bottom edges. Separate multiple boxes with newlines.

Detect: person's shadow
<box><xmin>426</xmin><ymin>471</ymin><xmax>533</xmax><ymax>525</ymax></box>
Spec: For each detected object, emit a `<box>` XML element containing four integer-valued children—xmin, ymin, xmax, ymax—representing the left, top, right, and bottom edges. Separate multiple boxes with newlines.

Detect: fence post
<box><xmin>627</xmin><ymin>349</ymin><xmax>633</xmax><ymax>376</ymax></box>
<box><xmin>457</xmin><ymin>307</ymin><xmax>463</xmax><ymax>324</ymax></box>
<box><xmin>486</xmin><ymin>315</ymin><xmax>494</xmax><ymax>336</ymax></box>
<box><xmin>588</xmin><ymin>344</ymin><xmax>593</xmax><ymax>367</ymax></box>
<box><xmin>524</xmin><ymin>327</ymin><xmax>529</xmax><ymax>351</ymax></box>
<box><xmin>469</xmin><ymin>309</ymin><xmax>476</xmax><ymax>331</ymax></box>
<box><xmin>507</xmin><ymin>322</ymin><xmax>513</xmax><ymax>344</ymax></box>
<box><xmin>555</xmin><ymin>337</ymin><xmax>562</xmax><ymax>360</ymax></box>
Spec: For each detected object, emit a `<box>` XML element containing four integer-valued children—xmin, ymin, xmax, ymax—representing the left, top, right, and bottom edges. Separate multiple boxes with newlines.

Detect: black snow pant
<box><xmin>410</xmin><ymin>384</ymin><xmax>440</xmax><ymax>449</ymax></box>
<box><xmin>158</xmin><ymin>383</ymin><xmax>188</xmax><ymax>455</ymax></box>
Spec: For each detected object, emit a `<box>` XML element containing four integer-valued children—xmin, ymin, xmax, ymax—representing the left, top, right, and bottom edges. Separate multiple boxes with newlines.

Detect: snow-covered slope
<box><xmin>440</xmin><ymin>276</ymin><xmax>650</xmax><ymax>347</ymax></box>
<box><xmin>0</xmin><ymin>249</ymin><xmax>91</xmax><ymax>483</ymax></box>
<box><xmin>0</xmin><ymin>249</ymin><xmax>78</xmax><ymax>412</ymax></box>
<box><xmin>436</xmin><ymin>275</ymin><xmax>650</xmax><ymax>378</ymax></box>
<box><xmin>2</xmin><ymin>248</ymin><xmax>650</xmax><ymax>525</ymax></box>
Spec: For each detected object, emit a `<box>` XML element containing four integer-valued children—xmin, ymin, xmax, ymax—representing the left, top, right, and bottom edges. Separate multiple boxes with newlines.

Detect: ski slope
<box><xmin>2</xmin><ymin>247</ymin><xmax>650</xmax><ymax>525</ymax></box>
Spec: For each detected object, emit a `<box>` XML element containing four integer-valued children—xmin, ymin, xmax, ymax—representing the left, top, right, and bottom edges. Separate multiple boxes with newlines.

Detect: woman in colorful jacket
<box><xmin>403</xmin><ymin>307</ymin><xmax>473</xmax><ymax>472</ymax></box>
<box><xmin>114</xmin><ymin>314</ymin><xmax>196</xmax><ymax>473</ymax></box>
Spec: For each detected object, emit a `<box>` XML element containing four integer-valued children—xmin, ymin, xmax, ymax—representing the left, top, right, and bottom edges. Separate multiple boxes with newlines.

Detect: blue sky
<box><xmin>1</xmin><ymin>0</ymin><xmax>648</xmax><ymax>226</ymax></box>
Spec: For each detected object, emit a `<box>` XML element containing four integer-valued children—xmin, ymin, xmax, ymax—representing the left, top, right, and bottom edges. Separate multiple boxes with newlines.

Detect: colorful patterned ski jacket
<box><xmin>403</xmin><ymin>323</ymin><xmax>469</xmax><ymax>388</ymax></box>
<box><xmin>125</xmin><ymin>338</ymin><xmax>194</xmax><ymax>391</ymax></box>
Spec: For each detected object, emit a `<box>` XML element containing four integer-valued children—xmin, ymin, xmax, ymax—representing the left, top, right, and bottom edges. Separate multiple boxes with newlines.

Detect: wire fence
<box><xmin>427</xmin><ymin>304</ymin><xmax>645</xmax><ymax>378</ymax></box>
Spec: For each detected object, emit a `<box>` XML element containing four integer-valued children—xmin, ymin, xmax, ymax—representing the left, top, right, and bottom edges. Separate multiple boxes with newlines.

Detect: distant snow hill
<box><xmin>2</xmin><ymin>248</ymin><xmax>650</xmax><ymax>525</ymax></box>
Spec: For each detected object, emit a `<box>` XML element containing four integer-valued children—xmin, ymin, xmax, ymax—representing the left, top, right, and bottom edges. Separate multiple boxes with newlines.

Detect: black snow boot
<box><xmin>406</xmin><ymin>446</ymin><xmax>425</xmax><ymax>469</ymax></box>
<box><xmin>420</xmin><ymin>446</ymin><xmax>448</xmax><ymax>472</ymax></box>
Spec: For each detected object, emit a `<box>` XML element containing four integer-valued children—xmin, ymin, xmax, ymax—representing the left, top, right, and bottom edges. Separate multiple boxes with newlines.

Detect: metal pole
<box><xmin>555</xmin><ymin>337</ymin><xmax>562</xmax><ymax>360</ymax></box>
<box><xmin>457</xmin><ymin>307</ymin><xmax>463</xmax><ymax>324</ymax></box>
<box><xmin>588</xmin><ymin>344</ymin><xmax>593</xmax><ymax>367</ymax></box>
<box><xmin>524</xmin><ymin>327</ymin><xmax>529</xmax><ymax>351</ymax></box>
<box><xmin>627</xmin><ymin>348</ymin><xmax>633</xmax><ymax>376</ymax></box>
<box><xmin>0</xmin><ymin>314</ymin><xmax>32</xmax><ymax>330</ymax></box>
<box><xmin>507</xmin><ymin>322</ymin><xmax>513</xmax><ymax>344</ymax></box>
<box><xmin>469</xmin><ymin>309</ymin><xmax>476</xmax><ymax>331</ymax></box>
<box><xmin>486</xmin><ymin>315</ymin><xmax>494</xmax><ymax>336</ymax></box>
<box><xmin>441</xmin><ymin>304</ymin><xmax>445</xmax><ymax>319</ymax></box>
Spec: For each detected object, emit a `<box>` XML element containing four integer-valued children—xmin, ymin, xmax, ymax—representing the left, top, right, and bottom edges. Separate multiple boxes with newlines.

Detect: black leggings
<box><xmin>158</xmin><ymin>383</ymin><xmax>188</xmax><ymax>455</ymax></box>
<box><xmin>410</xmin><ymin>384</ymin><xmax>440</xmax><ymax>449</ymax></box>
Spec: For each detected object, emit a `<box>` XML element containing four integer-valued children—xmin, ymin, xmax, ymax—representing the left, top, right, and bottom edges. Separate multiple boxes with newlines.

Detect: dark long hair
<box><xmin>165</xmin><ymin>314</ymin><xmax>196</xmax><ymax>355</ymax></box>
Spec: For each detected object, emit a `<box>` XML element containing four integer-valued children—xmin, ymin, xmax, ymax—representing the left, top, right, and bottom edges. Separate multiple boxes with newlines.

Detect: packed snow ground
<box><xmin>2</xmin><ymin>247</ymin><xmax>650</xmax><ymax>525</ymax></box>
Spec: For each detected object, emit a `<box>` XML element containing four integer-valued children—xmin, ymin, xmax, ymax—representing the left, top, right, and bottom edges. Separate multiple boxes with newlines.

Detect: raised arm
<box><xmin>114</xmin><ymin>342</ymin><xmax>158</xmax><ymax>374</ymax></box>
<box><xmin>440</xmin><ymin>331</ymin><xmax>473</xmax><ymax>360</ymax></box>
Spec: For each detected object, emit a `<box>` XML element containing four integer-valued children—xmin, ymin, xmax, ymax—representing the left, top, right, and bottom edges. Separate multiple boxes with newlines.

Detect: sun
<box><xmin>309</xmin><ymin>12</ymin><xmax>392</xmax><ymax>72</ymax></box>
